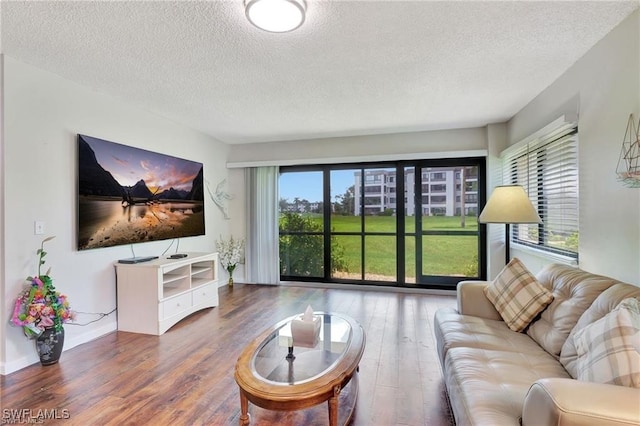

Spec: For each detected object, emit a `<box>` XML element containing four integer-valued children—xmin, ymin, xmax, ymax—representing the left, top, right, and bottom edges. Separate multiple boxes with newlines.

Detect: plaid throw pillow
<box><xmin>573</xmin><ymin>297</ymin><xmax>640</xmax><ymax>388</ymax></box>
<box><xmin>484</xmin><ymin>258</ymin><xmax>554</xmax><ymax>332</ymax></box>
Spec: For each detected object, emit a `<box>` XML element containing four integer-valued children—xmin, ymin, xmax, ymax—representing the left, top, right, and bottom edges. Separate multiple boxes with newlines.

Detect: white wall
<box><xmin>485</xmin><ymin>123</ymin><xmax>508</xmax><ymax>280</ymax></box>
<box><xmin>1</xmin><ymin>56</ymin><xmax>231</xmax><ymax>374</ymax></box>
<box><xmin>223</xmin><ymin>168</ymin><xmax>247</xmax><ymax>283</ymax></box>
<box><xmin>507</xmin><ymin>11</ymin><xmax>640</xmax><ymax>284</ymax></box>
<box><xmin>0</xmin><ymin>55</ymin><xmax>6</xmax><ymax>374</ymax></box>
<box><xmin>227</xmin><ymin>127</ymin><xmax>487</xmax><ymax>166</ymax></box>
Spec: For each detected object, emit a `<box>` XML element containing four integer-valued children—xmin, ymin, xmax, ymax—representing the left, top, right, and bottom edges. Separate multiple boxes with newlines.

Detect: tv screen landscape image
<box><xmin>77</xmin><ymin>134</ymin><xmax>205</xmax><ymax>250</ymax></box>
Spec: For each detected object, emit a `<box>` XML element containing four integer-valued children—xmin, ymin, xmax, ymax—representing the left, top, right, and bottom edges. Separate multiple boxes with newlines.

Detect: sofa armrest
<box><xmin>456</xmin><ymin>281</ymin><xmax>502</xmax><ymax>320</ymax></box>
<box><xmin>523</xmin><ymin>378</ymin><xmax>640</xmax><ymax>426</ymax></box>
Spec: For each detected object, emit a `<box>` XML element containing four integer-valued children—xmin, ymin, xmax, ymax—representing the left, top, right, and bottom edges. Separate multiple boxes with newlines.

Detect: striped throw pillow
<box><xmin>484</xmin><ymin>258</ymin><xmax>554</xmax><ymax>332</ymax></box>
<box><xmin>573</xmin><ymin>297</ymin><xmax>640</xmax><ymax>388</ymax></box>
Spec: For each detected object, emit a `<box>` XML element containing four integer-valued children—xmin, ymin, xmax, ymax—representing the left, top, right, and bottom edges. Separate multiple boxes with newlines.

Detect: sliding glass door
<box><xmin>279</xmin><ymin>170</ymin><xmax>324</xmax><ymax>279</ymax></box>
<box><xmin>405</xmin><ymin>162</ymin><xmax>484</xmax><ymax>288</ymax></box>
<box><xmin>331</xmin><ymin>167</ymin><xmax>397</xmax><ymax>282</ymax></box>
<box><xmin>278</xmin><ymin>158</ymin><xmax>486</xmax><ymax>289</ymax></box>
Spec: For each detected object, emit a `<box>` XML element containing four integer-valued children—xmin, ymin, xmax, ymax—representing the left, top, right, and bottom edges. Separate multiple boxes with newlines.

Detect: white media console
<box><xmin>115</xmin><ymin>252</ymin><xmax>219</xmax><ymax>335</ymax></box>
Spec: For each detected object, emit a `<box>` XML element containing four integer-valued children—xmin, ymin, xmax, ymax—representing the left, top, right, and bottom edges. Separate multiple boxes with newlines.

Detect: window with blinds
<box><xmin>502</xmin><ymin>120</ymin><xmax>579</xmax><ymax>259</ymax></box>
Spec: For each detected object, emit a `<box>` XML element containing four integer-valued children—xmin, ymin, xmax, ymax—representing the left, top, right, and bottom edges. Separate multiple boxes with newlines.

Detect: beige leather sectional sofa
<box><xmin>434</xmin><ymin>263</ymin><xmax>640</xmax><ymax>426</ymax></box>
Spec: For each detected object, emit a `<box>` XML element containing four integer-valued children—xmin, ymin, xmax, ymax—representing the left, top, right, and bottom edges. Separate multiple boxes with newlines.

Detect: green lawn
<box><xmin>281</xmin><ymin>214</ymin><xmax>479</xmax><ymax>279</ymax></box>
<box><xmin>300</xmin><ymin>214</ymin><xmax>478</xmax><ymax>232</ymax></box>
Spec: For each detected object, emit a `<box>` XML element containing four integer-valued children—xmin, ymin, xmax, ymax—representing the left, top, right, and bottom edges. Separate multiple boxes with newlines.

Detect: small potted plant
<box><xmin>10</xmin><ymin>236</ymin><xmax>74</xmax><ymax>365</ymax></box>
<box><xmin>216</xmin><ymin>235</ymin><xmax>245</xmax><ymax>288</ymax></box>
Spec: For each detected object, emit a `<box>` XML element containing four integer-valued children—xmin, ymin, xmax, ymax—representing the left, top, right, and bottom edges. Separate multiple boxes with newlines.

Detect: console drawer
<box><xmin>192</xmin><ymin>283</ymin><xmax>217</xmax><ymax>307</ymax></box>
<box><xmin>161</xmin><ymin>293</ymin><xmax>191</xmax><ymax>320</ymax></box>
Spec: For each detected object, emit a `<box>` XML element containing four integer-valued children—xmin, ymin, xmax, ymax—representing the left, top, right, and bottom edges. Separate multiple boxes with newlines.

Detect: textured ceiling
<box><xmin>1</xmin><ymin>1</ymin><xmax>638</xmax><ymax>144</ymax></box>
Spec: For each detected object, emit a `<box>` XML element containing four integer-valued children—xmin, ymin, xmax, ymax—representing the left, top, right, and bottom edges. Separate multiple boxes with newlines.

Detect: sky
<box><xmin>279</xmin><ymin>170</ymin><xmax>357</xmax><ymax>203</ymax></box>
<box><xmin>81</xmin><ymin>134</ymin><xmax>202</xmax><ymax>192</ymax></box>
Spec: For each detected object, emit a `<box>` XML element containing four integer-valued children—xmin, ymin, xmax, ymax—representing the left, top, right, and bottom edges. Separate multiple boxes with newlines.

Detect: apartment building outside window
<box><xmin>354</xmin><ymin>167</ymin><xmax>478</xmax><ymax>217</ymax></box>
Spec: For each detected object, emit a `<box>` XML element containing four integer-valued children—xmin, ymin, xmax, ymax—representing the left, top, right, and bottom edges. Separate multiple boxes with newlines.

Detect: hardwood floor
<box><xmin>1</xmin><ymin>284</ymin><xmax>456</xmax><ymax>426</ymax></box>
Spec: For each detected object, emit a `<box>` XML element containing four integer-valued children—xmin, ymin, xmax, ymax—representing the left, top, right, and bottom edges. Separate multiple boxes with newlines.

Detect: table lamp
<box><xmin>479</xmin><ymin>185</ymin><xmax>542</xmax><ymax>264</ymax></box>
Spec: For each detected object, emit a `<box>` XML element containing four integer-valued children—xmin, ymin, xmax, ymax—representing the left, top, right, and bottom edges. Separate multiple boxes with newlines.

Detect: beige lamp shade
<box><xmin>479</xmin><ymin>185</ymin><xmax>542</xmax><ymax>224</ymax></box>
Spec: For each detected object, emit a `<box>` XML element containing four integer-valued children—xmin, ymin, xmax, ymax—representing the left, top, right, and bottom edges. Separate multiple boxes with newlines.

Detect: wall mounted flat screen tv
<box><xmin>77</xmin><ymin>134</ymin><xmax>205</xmax><ymax>250</ymax></box>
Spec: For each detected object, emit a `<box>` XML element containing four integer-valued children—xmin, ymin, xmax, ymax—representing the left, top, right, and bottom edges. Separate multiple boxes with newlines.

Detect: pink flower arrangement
<box><xmin>11</xmin><ymin>275</ymin><xmax>74</xmax><ymax>338</ymax></box>
<box><xmin>9</xmin><ymin>237</ymin><xmax>74</xmax><ymax>338</ymax></box>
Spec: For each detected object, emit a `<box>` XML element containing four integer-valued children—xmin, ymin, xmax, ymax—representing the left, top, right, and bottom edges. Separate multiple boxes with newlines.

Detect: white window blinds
<box><xmin>502</xmin><ymin>119</ymin><xmax>579</xmax><ymax>258</ymax></box>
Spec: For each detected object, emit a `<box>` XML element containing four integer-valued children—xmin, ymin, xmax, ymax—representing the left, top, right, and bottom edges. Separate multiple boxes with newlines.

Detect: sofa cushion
<box><xmin>434</xmin><ymin>307</ymin><xmax>547</xmax><ymax>365</ymax></box>
<box><xmin>456</xmin><ymin>281</ymin><xmax>502</xmax><ymax>320</ymax></box>
<box><xmin>573</xmin><ymin>298</ymin><xmax>640</xmax><ymax>388</ymax></box>
<box><xmin>561</xmin><ymin>282</ymin><xmax>640</xmax><ymax>377</ymax></box>
<box><xmin>527</xmin><ymin>264</ymin><xmax>619</xmax><ymax>358</ymax></box>
<box><xmin>444</xmin><ymin>347</ymin><xmax>571</xmax><ymax>426</ymax></box>
<box><xmin>484</xmin><ymin>258</ymin><xmax>553</xmax><ymax>332</ymax></box>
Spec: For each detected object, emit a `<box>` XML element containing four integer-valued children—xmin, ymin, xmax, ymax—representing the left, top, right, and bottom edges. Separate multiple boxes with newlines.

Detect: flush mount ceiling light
<box><xmin>245</xmin><ymin>0</ymin><xmax>306</xmax><ymax>33</ymax></box>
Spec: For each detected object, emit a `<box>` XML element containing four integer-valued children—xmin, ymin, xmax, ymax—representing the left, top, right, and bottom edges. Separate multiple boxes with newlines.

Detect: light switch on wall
<box><xmin>35</xmin><ymin>221</ymin><xmax>45</xmax><ymax>235</ymax></box>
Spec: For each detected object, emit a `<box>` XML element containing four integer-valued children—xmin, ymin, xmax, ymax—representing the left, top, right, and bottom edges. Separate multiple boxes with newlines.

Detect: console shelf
<box><xmin>115</xmin><ymin>252</ymin><xmax>219</xmax><ymax>335</ymax></box>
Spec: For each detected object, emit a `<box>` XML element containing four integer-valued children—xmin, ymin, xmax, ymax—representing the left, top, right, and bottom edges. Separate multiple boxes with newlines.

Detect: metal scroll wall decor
<box><xmin>206</xmin><ymin>179</ymin><xmax>233</xmax><ymax>219</ymax></box>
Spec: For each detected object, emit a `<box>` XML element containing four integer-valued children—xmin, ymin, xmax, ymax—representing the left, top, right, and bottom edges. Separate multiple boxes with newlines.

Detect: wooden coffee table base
<box><xmin>238</xmin><ymin>371</ymin><xmax>359</xmax><ymax>426</ymax></box>
<box><xmin>235</xmin><ymin>313</ymin><xmax>365</xmax><ymax>426</ymax></box>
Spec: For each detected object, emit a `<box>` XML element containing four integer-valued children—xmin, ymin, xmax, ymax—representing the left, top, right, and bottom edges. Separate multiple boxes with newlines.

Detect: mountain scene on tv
<box><xmin>77</xmin><ymin>134</ymin><xmax>205</xmax><ymax>250</ymax></box>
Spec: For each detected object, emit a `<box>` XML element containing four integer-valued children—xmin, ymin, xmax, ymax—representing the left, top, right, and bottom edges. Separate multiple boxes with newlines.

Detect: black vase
<box><xmin>35</xmin><ymin>327</ymin><xmax>65</xmax><ymax>366</ymax></box>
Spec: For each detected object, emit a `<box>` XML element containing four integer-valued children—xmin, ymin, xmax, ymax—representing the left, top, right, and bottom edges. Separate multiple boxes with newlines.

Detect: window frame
<box><xmin>503</xmin><ymin>120</ymin><xmax>579</xmax><ymax>260</ymax></box>
<box><xmin>279</xmin><ymin>157</ymin><xmax>487</xmax><ymax>288</ymax></box>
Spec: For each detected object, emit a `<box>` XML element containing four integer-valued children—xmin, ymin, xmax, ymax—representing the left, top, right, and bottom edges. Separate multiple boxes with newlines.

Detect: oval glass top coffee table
<box><xmin>234</xmin><ymin>312</ymin><xmax>365</xmax><ymax>426</ymax></box>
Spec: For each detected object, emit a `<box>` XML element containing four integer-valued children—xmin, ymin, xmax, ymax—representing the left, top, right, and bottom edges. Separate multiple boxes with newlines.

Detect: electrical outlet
<box><xmin>35</xmin><ymin>221</ymin><xmax>45</xmax><ymax>235</ymax></box>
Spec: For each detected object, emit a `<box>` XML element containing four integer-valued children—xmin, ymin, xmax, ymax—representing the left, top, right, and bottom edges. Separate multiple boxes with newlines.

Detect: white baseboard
<box><xmin>1</xmin><ymin>321</ymin><xmax>118</xmax><ymax>376</ymax></box>
<box><xmin>65</xmin><ymin>322</ymin><xmax>118</xmax><ymax>350</ymax></box>
<box><xmin>1</xmin><ymin>353</ymin><xmax>38</xmax><ymax>376</ymax></box>
<box><xmin>280</xmin><ymin>280</ymin><xmax>456</xmax><ymax>296</ymax></box>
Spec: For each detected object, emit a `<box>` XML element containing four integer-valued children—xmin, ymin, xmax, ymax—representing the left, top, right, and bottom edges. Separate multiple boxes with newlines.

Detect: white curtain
<box><xmin>245</xmin><ymin>166</ymin><xmax>280</xmax><ymax>284</ymax></box>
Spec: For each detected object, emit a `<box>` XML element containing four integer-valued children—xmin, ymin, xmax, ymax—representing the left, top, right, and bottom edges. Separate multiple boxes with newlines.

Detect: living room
<box><xmin>1</xmin><ymin>1</ymin><xmax>639</xmax><ymax>423</ymax></box>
